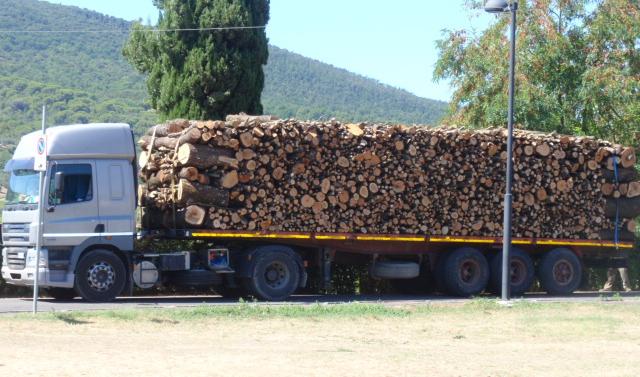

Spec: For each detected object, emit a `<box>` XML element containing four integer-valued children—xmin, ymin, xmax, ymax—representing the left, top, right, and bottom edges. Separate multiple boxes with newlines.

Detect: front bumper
<box><xmin>1</xmin><ymin>266</ymin><xmax>74</xmax><ymax>288</ymax></box>
<box><xmin>2</xmin><ymin>248</ymin><xmax>74</xmax><ymax>288</ymax></box>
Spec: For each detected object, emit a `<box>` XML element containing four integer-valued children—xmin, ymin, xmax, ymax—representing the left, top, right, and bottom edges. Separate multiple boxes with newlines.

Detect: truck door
<box><xmin>43</xmin><ymin>161</ymin><xmax>100</xmax><ymax>246</ymax></box>
<box><xmin>95</xmin><ymin>160</ymin><xmax>135</xmax><ymax>235</ymax></box>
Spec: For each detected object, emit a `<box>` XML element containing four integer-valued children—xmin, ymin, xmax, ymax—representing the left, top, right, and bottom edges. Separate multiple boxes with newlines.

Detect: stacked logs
<box><xmin>138</xmin><ymin>115</ymin><xmax>639</xmax><ymax>241</ymax></box>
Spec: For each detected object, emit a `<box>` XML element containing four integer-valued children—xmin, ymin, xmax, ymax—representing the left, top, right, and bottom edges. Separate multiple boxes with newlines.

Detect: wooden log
<box><xmin>626</xmin><ymin>219</ymin><xmax>637</xmax><ymax>233</ymax></box>
<box><xmin>221</xmin><ymin>170</ymin><xmax>239</xmax><ymax>189</ymax></box>
<box><xmin>535</xmin><ymin>143</ymin><xmax>551</xmax><ymax>157</ymax></box>
<box><xmin>599</xmin><ymin>229</ymin><xmax>636</xmax><ymax>242</ymax></box>
<box><xmin>225</xmin><ymin>114</ymin><xmax>278</xmax><ymax>123</ymax></box>
<box><xmin>177</xmin><ymin>144</ymin><xmax>236</xmax><ymax>169</ymax></box>
<box><xmin>139</xmin><ymin>128</ymin><xmax>202</xmax><ymax>150</ymax></box>
<box><xmin>177</xmin><ymin>179</ymin><xmax>229</xmax><ymax>207</ymax></box>
<box><xmin>620</xmin><ymin>147</ymin><xmax>636</xmax><ymax>168</ymax></box>
<box><xmin>605</xmin><ymin>196</ymin><xmax>640</xmax><ymax>218</ymax></box>
<box><xmin>601</xmin><ymin>183</ymin><xmax>615</xmax><ymax>196</ymax></box>
<box><xmin>601</xmin><ymin>167</ymin><xmax>639</xmax><ymax>183</ymax></box>
<box><xmin>185</xmin><ymin>205</ymin><xmax>206</xmax><ymax>226</ymax></box>
<box><xmin>146</xmin><ymin>120</ymin><xmax>189</xmax><ymax>137</ymax></box>
<box><xmin>138</xmin><ymin>151</ymin><xmax>150</xmax><ymax>170</ymax></box>
<box><xmin>627</xmin><ymin>181</ymin><xmax>640</xmax><ymax>198</ymax></box>
<box><xmin>178</xmin><ymin>167</ymin><xmax>199</xmax><ymax>181</ymax></box>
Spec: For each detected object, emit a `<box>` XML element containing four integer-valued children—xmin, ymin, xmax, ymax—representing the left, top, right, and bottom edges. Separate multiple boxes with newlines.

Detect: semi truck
<box><xmin>1</xmin><ymin>123</ymin><xmax>635</xmax><ymax>302</ymax></box>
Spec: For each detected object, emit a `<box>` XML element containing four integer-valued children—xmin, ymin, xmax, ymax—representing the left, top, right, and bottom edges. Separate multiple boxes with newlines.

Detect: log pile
<box><xmin>138</xmin><ymin>115</ymin><xmax>640</xmax><ymax>241</ymax></box>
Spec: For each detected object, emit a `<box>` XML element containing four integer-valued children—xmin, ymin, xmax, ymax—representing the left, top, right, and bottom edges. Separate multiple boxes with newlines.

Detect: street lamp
<box><xmin>484</xmin><ymin>0</ymin><xmax>518</xmax><ymax>301</ymax></box>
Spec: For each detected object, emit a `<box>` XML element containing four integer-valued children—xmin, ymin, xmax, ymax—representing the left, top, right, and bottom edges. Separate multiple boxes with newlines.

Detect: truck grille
<box><xmin>4</xmin><ymin>248</ymin><xmax>28</xmax><ymax>270</ymax></box>
<box><xmin>2</xmin><ymin>223</ymin><xmax>30</xmax><ymax>244</ymax></box>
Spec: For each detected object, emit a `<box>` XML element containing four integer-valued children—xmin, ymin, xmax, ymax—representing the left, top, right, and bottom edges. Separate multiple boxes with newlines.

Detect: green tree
<box><xmin>434</xmin><ymin>0</ymin><xmax>639</xmax><ymax>145</ymax></box>
<box><xmin>123</xmin><ymin>0</ymin><xmax>270</xmax><ymax>120</ymax></box>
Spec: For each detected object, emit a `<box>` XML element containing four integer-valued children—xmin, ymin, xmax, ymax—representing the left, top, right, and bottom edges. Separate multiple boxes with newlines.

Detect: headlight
<box><xmin>26</xmin><ymin>249</ymin><xmax>48</xmax><ymax>268</ymax></box>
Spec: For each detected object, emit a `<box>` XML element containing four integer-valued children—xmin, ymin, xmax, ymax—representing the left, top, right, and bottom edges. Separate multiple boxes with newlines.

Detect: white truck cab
<box><xmin>2</xmin><ymin>124</ymin><xmax>138</xmax><ymax>300</ymax></box>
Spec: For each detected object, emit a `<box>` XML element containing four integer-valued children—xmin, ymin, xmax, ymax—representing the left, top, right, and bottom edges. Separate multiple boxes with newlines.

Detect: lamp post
<box><xmin>484</xmin><ymin>0</ymin><xmax>518</xmax><ymax>301</ymax></box>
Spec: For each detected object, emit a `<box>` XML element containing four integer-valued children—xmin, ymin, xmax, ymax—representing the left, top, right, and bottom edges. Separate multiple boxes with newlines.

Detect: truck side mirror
<box><xmin>54</xmin><ymin>171</ymin><xmax>65</xmax><ymax>197</ymax></box>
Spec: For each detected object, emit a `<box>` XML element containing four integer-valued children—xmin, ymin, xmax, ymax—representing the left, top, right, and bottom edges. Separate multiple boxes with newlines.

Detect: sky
<box><xmin>45</xmin><ymin>0</ymin><xmax>495</xmax><ymax>102</ymax></box>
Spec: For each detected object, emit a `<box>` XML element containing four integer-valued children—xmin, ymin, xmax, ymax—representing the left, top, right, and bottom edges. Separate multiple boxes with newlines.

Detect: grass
<box><xmin>3</xmin><ymin>300</ymin><xmax>640</xmax><ymax>376</ymax></box>
<box><xmin>5</xmin><ymin>299</ymin><xmax>638</xmax><ymax>325</ymax></box>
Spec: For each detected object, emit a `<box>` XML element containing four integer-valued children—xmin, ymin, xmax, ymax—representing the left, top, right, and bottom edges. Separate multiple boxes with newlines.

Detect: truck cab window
<box><xmin>49</xmin><ymin>164</ymin><xmax>93</xmax><ymax>205</ymax></box>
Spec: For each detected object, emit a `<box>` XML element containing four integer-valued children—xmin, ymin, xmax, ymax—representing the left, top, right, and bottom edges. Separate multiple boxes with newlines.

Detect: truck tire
<box><xmin>46</xmin><ymin>288</ymin><xmax>77</xmax><ymax>301</ymax></box>
<box><xmin>443</xmin><ymin>247</ymin><xmax>489</xmax><ymax>297</ymax></box>
<box><xmin>74</xmin><ymin>249</ymin><xmax>126</xmax><ymax>302</ymax></box>
<box><xmin>371</xmin><ymin>261</ymin><xmax>420</xmax><ymax>279</ymax></box>
<box><xmin>489</xmin><ymin>248</ymin><xmax>535</xmax><ymax>296</ymax></box>
<box><xmin>244</xmin><ymin>248</ymin><xmax>301</xmax><ymax>301</ymax></box>
<box><xmin>538</xmin><ymin>248</ymin><xmax>581</xmax><ymax>295</ymax></box>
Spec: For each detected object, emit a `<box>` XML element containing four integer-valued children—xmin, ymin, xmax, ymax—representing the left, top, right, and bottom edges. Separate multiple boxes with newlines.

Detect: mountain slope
<box><xmin>264</xmin><ymin>46</ymin><xmax>446</xmax><ymax>124</ymax></box>
<box><xmin>0</xmin><ymin>0</ymin><xmax>447</xmax><ymax>141</ymax></box>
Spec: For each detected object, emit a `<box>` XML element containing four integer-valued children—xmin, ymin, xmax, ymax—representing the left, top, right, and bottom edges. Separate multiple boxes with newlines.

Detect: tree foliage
<box><xmin>123</xmin><ymin>0</ymin><xmax>270</xmax><ymax>120</ymax></box>
<box><xmin>434</xmin><ymin>0</ymin><xmax>639</xmax><ymax>145</ymax></box>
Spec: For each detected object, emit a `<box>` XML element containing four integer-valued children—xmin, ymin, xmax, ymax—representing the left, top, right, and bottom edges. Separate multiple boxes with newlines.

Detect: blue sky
<box><xmin>45</xmin><ymin>0</ymin><xmax>495</xmax><ymax>102</ymax></box>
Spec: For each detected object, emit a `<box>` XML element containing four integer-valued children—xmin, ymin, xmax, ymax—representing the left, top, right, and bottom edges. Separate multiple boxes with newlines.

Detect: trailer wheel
<box><xmin>74</xmin><ymin>249</ymin><xmax>126</xmax><ymax>302</ymax></box>
<box><xmin>489</xmin><ymin>248</ymin><xmax>535</xmax><ymax>296</ymax></box>
<box><xmin>46</xmin><ymin>288</ymin><xmax>77</xmax><ymax>301</ymax></box>
<box><xmin>538</xmin><ymin>248</ymin><xmax>581</xmax><ymax>295</ymax></box>
<box><xmin>245</xmin><ymin>248</ymin><xmax>301</xmax><ymax>301</ymax></box>
<box><xmin>443</xmin><ymin>247</ymin><xmax>489</xmax><ymax>297</ymax></box>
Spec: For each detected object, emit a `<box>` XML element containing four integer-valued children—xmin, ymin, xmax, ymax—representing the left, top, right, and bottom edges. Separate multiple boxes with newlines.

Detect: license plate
<box><xmin>16</xmin><ymin>252</ymin><xmax>25</xmax><ymax>259</ymax></box>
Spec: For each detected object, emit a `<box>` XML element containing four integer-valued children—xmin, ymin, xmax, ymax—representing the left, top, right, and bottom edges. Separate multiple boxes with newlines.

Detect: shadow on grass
<box><xmin>53</xmin><ymin>312</ymin><xmax>91</xmax><ymax>325</ymax></box>
<box><xmin>149</xmin><ymin>318</ymin><xmax>179</xmax><ymax>324</ymax></box>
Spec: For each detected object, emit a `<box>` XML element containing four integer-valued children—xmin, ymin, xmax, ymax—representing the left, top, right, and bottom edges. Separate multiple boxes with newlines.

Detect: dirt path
<box><xmin>1</xmin><ymin>303</ymin><xmax>639</xmax><ymax>376</ymax></box>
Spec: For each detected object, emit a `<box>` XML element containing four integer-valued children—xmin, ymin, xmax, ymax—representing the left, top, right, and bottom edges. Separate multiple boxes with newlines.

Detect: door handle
<box><xmin>46</xmin><ymin>206</ymin><xmax>55</xmax><ymax>213</ymax></box>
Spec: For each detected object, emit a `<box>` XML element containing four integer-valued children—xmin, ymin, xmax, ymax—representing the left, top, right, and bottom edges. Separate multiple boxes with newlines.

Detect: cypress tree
<box><xmin>123</xmin><ymin>0</ymin><xmax>270</xmax><ymax>120</ymax></box>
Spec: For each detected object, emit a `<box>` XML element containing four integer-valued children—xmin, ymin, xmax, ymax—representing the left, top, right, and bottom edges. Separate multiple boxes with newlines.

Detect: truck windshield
<box><xmin>5</xmin><ymin>169</ymin><xmax>40</xmax><ymax>205</ymax></box>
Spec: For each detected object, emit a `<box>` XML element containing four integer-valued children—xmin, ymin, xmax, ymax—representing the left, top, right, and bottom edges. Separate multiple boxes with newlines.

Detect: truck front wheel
<box><xmin>245</xmin><ymin>248</ymin><xmax>301</xmax><ymax>301</ymax></box>
<box><xmin>74</xmin><ymin>249</ymin><xmax>126</xmax><ymax>302</ymax></box>
<box><xmin>538</xmin><ymin>248</ymin><xmax>581</xmax><ymax>295</ymax></box>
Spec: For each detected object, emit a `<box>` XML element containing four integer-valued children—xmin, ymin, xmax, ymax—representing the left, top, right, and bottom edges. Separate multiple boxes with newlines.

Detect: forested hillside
<box><xmin>0</xmin><ymin>0</ymin><xmax>446</xmax><ymax>145</ymax></box>
<box><xmin>264</xmin><ymin>46</ymin><xmax>446</xmax><ymax>124</ymax></box>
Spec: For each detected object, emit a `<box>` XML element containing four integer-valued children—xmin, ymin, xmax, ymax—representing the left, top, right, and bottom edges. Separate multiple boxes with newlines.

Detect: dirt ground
<box><xmin>1</xmin><ymin>302</ymin><xmax>639</xmax><ymax>377</ymax></box>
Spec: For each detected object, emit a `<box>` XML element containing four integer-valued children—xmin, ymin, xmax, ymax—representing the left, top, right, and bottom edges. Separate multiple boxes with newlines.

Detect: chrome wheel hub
<box><xmin>87</xmin><ymin>261</ymin><xmax>115</xmax><ymax>292</ymax></box>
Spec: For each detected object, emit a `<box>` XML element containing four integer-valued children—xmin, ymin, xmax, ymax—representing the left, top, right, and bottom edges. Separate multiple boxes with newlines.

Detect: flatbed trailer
<box><xmin>148</xmin><ymin>229</ymin><xmax>633</xmax><ymax>299</ymax></box>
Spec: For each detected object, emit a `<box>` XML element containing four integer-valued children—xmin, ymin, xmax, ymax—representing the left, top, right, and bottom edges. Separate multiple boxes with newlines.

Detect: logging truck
<box><xmin>1</xmin><ymin>123</ymin><xmax>636</xmax><ymax>302</ymax></box>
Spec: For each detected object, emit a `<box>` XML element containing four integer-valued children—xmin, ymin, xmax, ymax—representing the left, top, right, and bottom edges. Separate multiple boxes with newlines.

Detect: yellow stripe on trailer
<box><xmin>355</xmin><ymin>236</ymin><xmax>425</xmax><ymax>242</ymax></box>
<box><xmin>191</xmin><ymin>232</ymin><xmax>310</xmax><ymax>239</ymax></box>
<box><xmin>536</xmin><ymin>239</ymin><xmax>634</xmax><ymax>249</ymax></box>
<box><xmin>430</xmin><ymin>237</ymin><xmax>495</xmax><ymax>244</ymax></box>
<box><xmin>314</xmin><ymin>235</ymin><xmax>348</xmax><ymax>240</ymax></box>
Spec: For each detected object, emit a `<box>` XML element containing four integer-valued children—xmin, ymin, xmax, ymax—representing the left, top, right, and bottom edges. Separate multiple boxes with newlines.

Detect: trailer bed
<box><xmin>168</xmin><ymin>229</ymin><xmax>634</xmax><ymax>256</ymax></box>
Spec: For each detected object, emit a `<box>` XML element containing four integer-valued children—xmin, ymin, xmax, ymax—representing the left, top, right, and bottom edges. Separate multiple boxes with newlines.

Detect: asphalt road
<box><xmin>1</xmin><ymin>291</ymin><xmax>639</xmax><ymax>314</ymax></box>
